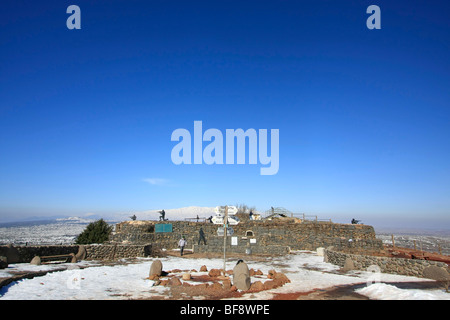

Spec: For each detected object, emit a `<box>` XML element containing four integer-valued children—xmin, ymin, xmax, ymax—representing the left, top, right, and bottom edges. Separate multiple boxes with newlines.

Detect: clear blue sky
<box><xmin>1</xmin><ymin>1</ymin><xmax>449</xmax><ymax>229</ymax></box>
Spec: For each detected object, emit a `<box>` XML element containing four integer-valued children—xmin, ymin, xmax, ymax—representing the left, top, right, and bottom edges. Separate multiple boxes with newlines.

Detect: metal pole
<box><xmin>223</xmin><ymin>205</ymin><xmax>228</xmax><ymax>276</ymax></box>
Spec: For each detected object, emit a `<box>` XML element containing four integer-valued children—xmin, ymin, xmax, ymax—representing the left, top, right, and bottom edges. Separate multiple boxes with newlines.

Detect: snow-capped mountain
<box><xmin>120</xmin><ymin>206</ymin><xmax>216</xmax><ymax>221</ymax></box>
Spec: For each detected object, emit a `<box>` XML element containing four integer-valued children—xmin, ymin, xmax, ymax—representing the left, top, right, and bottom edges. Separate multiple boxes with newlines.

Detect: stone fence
<box><xmin>324</xmin><ymin>247</ymin><xmax>449</xmax><ymax>278</ymax></box>
<box><xmin>110</xmin><ymin>220</ymin><xmax>383</xmax><ymax>253</ymax></box>
<box><xmin>193</xmin><ymin>235</ymin><xmax>290</xmax><ymax>255</ymax></box>
<box><xmin>84</xmin><ymin>244</ymin><xmax>152</xmax><ymax>260</ymax></box>
<box><xmin>1</xmin><ymin>244</ymin><xmax>152</xmax><ymax>264</ymax></box>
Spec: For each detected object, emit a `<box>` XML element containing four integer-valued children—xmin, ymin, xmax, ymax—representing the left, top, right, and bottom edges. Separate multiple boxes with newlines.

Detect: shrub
<box><xmin>75</xmin><ymin>219</ymin><xmax>113</xmax><ymax>244</ymax></box>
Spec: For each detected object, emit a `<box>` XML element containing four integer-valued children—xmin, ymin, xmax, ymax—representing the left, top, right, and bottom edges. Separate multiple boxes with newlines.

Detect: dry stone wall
<box><xmin>83</xmin><ymin>244</ymin><xmax>151</xmax><ymax>260</ymax></box>
<box><xmin>3</xmin><ymin>244</ymin><xmax>152</xmax><ymax>263</ymax></box>
<box><xmin>3</xmin><ymin>220</ymin><xmax>382</xmax><ymax>262</ymax></box>
<box><xmin>110</xmin><ymin>220</ymin><xmax>383</xmax><ymax>253</ymax></box>
<box><xmin>325</xmin><ymin>247</ymin><xmax>449</xmax><ymax>278</ymax></box>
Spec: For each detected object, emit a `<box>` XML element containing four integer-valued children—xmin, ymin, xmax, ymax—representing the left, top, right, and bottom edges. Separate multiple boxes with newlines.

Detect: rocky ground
<box><xmin>154</xmin><ymin>250</ymin><xmax>447</xmax><ymax>300</ymax></box>
<box><xmin>147</xmin><ymin>250</ymin><xmax>292</xmax><ymax>300</ymax></box>
<box><xmin>1</xmin><ymin>248</ymin><xmax>448</xmax><ymax>300</ymax></box>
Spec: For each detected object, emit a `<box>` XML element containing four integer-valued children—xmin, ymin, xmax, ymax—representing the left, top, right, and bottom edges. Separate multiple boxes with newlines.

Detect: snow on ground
<box><xmin>355</xmin><ymin>283</ymin><xmax>450</xmax><ymax>300</ymax></box>
<box><xmin>0</xmin><ymin>251</ymin><xmax>448</xmax><ymax>300</ymax></box>
<box><xmin>0</xmin><ymin>220</ymin><xmax>91</xmax><ymax>245</ymax></box>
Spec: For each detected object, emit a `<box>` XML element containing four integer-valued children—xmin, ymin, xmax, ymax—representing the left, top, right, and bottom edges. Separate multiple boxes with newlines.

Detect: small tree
<box><xmin>75</xmin><ymin>219</ymin><xmax>113</xmax><ymax>244</ymax></box>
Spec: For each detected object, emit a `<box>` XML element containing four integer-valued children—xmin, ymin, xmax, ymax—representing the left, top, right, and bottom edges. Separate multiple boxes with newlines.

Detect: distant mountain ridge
<box><xmin>0</xmin><ymin>207</ymin><xmax>218</xmax><ymax>224</ymax></box>
<box><xmin>121</xmin><ymin>206</ymin><xmax>216</xmax><ymax>221</ymax></box>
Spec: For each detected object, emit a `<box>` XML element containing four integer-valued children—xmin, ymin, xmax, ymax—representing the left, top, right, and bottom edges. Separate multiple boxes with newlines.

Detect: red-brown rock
<box><xmin>208</xmin><ymin>269</ymin><xmax>222</xmax><ymax>277</ymax></box>
<box><xmin>168</xmin><ymin>277</ymin><xmax>182</xmax><ymax>286</ymax></box>
<box><xmin>249</xmin><ymin>281</ymin><xmax>264</xmax><ymax>292</ymax></box>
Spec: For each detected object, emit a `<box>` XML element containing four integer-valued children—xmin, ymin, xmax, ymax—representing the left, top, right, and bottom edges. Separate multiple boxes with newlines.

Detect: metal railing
<box><xmin>262</xmin><ymin>207</ymin><xmax>332</xmax><ymax>223</ymax></box>
<box><xmin>292</xmin><ymin>214</ymin><xmax>333</xmax><ymax>223</ymax></box>
<box><xmin>184</xmin><ymin>217</ymin><xmax>209</xmax><ymax>223</ymax></box>
<box><xmin>263</xmin><ymin>207</ymin><xmax>293</xmax><ymax>219</ymax></box>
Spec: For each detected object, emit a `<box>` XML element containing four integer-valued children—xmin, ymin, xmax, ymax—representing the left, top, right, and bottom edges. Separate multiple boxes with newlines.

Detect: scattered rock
<box><xmin>267</xmin><ymin>269</ymin><xmax>277</xmax><ymax>279</ymax></box>
<box><xmin>75</xmin><ymin>245</ymin><xmax>86</xmax><ymax>261</ymax></box>
<box><xmin>233</xmin><ymin>261</ymin><xmax>251</xmax><ymax>291</ymax></box>
<box><xmin>182</xmin><ymin>273</ymin><xmax>191</xmax><ymax>280</ymax></box>
<box><xmin>159</xmin><ymin>279</ymin><xmax>169</xmax><ymax>286</ymax></box>
<box><xmin>273</xmin><ymin>272</ymin><xmax>290</xmax><ymax>285</ymax></box>
<box><xmin>249</xmin><ymin>268</ymin><xmax>263</xmax><ymax>276</ymax></box>
<box><xmin>234</xmin><ymin>261</ymin><xmax>250</xmax><ymax>277</ymax></box>
<box><xmin>30</xmin><ymin>256</ymin><xmax>41</xmax><ymax>265</ymax></box>
<box><xmin>208</xmin><ymin>269</ymin><xmax>222</xmax><ymax>277</ymax></box>
<box><xmin>153</xmin><ymin>279</ymin><xmax>161</xmax><ymax>286</ymax></box>
<box><xmin>200</xmin><ymin>265</ymin><xmax>208</xmax><ymax>272</ymax></box>
<box><xmin>342</xmin><ymin>258</ymin><xmax>355</xmax><ymax>272</ymax></box>
<box><xmin>222</xmin><ymin>279</ymin><xmax>232</xmax><ymax>290</ymax></box>
<box><xmin>423</xmin><ymin>266</ymin><xmax>450</xmax><ymax>292</ymax></box>
<box><xmin>148</xmin><ymin>274</ymin><xmax>159</xmax><ymax>280</ymax></box>
<box><xmin>249</xmin><ymin>280</ymin><xmax>264</xmax><ymax>292</ymax></box>
<box><xmin>316</xmin><ymin>247</ymin><xmax>325</xmax><ymax>256</ymax></box>
<box><xmin>168</xmin><ymin>277</ymin><xmax>182</xmax><ymax>287</ymax></box>
<box><xmin>149</xmin><ymin>259</ymin><xmax>163</xmax><ymax>277</ymax></box>
<box><xmin>234</xmin><ymin>273</ymin><xmax>251</xmax><ymax>290</ymax></box>
<box><xmin>423</xmin><ymin>266</ymin><xmax>450</xmax><ymax>281</ymax></box>
<box><xmin>263</xmin><ymin>270</ymin><xmax>290</xmax><ymax>290</ymax></box>
<box><xmin>263</xmin><ymin>280</ymin><xmax>278</xmax><ymax>290</ymax></box>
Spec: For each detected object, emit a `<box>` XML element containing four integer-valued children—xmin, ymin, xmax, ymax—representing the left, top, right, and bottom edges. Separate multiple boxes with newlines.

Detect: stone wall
<box><xmin>12</xmin><ymin>245</ymin><xmax>79</xmax><ymax>263</ymax></box>
<box><xmin>84</xmin><ymin>244</ymin><xmax>152</xmax><ymax>260</ymax></box>
<box><xmin>193</xmin><ymin>236</ymin><xmax>290</xmax><ymax>255</ymax></box>
<box><xmin>3</xmin><ymin>220</ymin><xmax>379</xmax><ymax>261</ymax></box>
<box><xmin>324</xmin><ymin>247</ymin><xmax>449</xmax><ymax>278</ymax></box>
<box><xmin>110</xmin><ymin>219</ymin><xmax>383</xmax><ymax>253</ymax></box>
<box><xmin>2</xmin><ymin>244</ymin><xmax>152</xmax><ymax>263</ymax></box>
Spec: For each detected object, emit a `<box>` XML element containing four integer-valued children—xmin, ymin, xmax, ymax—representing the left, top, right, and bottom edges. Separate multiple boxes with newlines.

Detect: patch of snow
<box><xmin>355</xmin><ymin>283</ymin><xmax>450</xmax><ymax>300</ymax></box>
<box><xmin>1</xmin><ymin>251</ymin><xmax>448</xmax><ymax>300</ymax></box>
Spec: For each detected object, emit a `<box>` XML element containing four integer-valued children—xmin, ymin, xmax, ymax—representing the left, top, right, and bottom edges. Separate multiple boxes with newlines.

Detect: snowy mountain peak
<box><xmin>120</xmin><ymin>206</ymin><xmax>216</xmax><ymax>221</ymax></box>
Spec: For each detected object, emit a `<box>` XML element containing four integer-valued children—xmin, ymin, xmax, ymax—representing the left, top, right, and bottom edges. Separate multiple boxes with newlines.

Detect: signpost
<box><xmin>215</xmin><ymin>205</ymin><xmax>238</xmax><ymax>215</ymax></box>
<box><xmin>217</xmin><ymin>227</ymin><xmax>234</xmax><ymax>236</ymax></box>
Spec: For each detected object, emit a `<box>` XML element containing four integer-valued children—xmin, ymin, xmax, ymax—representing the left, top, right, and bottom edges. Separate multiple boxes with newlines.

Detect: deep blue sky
<box><xmin>0</xmin><ymin>0</ymin><xmax>449</xmax><ymax>229</ymax></box>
